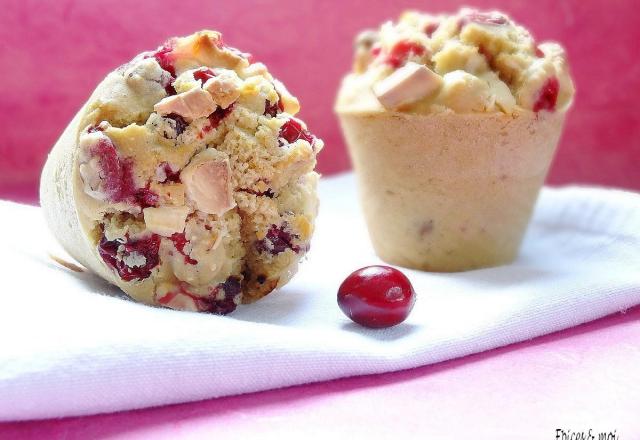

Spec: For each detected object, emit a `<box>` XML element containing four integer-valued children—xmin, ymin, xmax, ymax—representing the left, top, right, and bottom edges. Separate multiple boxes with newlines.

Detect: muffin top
<box><xmin>337</xmin><ymin>8</ymin><xmax>575</xmax><ymax>114</ymax></box>
<box><xmin>69</xmin><ymin>30</ymin><xmax>322</xmax><ymax>311</ymax></box>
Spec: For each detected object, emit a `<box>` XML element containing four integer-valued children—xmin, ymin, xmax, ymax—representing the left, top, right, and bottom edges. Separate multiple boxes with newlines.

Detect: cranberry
<box><xmin>208</xmin><ymin>276</ymin><xmax>242</xmax><ymax>314</ymax></box>
<box><xmin>153</xmin><ymin>44</ymin><xmax>176</xmax><ymax>76</ymax></box>
<box><xmin>159</xmin><ymin>75</ymin><xmax>177</xmax><ymax>95</ymax></box>
<box><xmin>89</xmin><ymin>139</ymin><xmax>124</xmax><ymax>201</ymax></box>
<box><xmin>255</xmin><ymin>223</ymin><xmax>300</xmax><ymax>255</ymax></box>
<box><xmin>424</xmin><ymin>23</ymin><xmax>439</xmax><ymax>37</ymax></box>
<box><xmin>533</xmin><ymin>77</ymin><xmax>560</xmax><ymax>112</ymax></box>
<box><xmin>147</xmin><ymin>41</ymin><xmax>177</xmax><ymax>94</ymax></box>
<box><xmin>193</xmin><ymin>67</ymin><xmax>216</xmax><ymax>83</ymax></box>
<box><xmin>118</xmin><ymin>159</ymin><xmax>136</xmax><ymax>200</ymax></box>
<box><xmin>264</xmin><ymin>94</ymin><xmax>284</xmax><ymax>117</ymax></box>
<box><xmin>86</xmin><ymin>139</ymin><xmax>158</xmax><ymax>207</ymax></box>
<box><xmin>370</xmin><ymin>44</ymin><xmax>382</xmax><ymax>57</ymax></box>
<box><xmin>157</xmin><ymin>290</ymin><xmax>178</xmax><ymax>305</ymax></box>
<box><xmin>337</xmin><ymin>266</ymin><xmax>416</xmax><ymax>329</ymax></box>
<box><xmin>158</xmin><ymin>162</ymin><xmax>181</xmax><ymax>183</ymax></box>
<box><xmin>164</xmin><ymin>113</ymin><xmax>188</xmax><ymax>137</ymax></box>
<box><xmin>118</xmin><ymin>160</ymin><xmax>158</xmax><ymax>208</ymax></box>
<box><xmin>98</xmin><ymin>234</ymin><xmax>161</xmax><ymax>281</ymax></box>
<box><xmin>278</xmin><ymin>118</ymin><xmax>316</xmax><ymax>148</ymax></box>
<box><xmin>477</xmin><ymin>44</ymin><xmax>494</xmax><ymax>65</ymax></box>
<box><xmin>383</xmin><ymin>40</ymin><xmax>425</xmax><ymax>68</ymax></box>
<box><xmin>203</xmin><ymin>104</ymin><xmax>235</xmax><ymax>134</ymax></box>
<box><xmin>134</xmin><ymin>186</ymin><xmax>159</xmax><ymax>208</ymax></box>
<box><xmin>170</xmin><ymin>232</ymin><xmax>198</xmax><ymax>265</ymax></box>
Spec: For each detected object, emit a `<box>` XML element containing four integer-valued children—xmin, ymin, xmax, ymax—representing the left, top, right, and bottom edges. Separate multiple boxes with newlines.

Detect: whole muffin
<box><xmin>336</xmin><ymin>9</ymin><xmax>574</xmax><ymax>271</ymax></box>
<box><xmin>41</xmin><ymin>31</ymin><xmax>323</xmax><ymax>313</ymax></box>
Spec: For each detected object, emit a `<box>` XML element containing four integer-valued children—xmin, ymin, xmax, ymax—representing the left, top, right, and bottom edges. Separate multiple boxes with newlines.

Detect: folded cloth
<box><xmin>1</xmin><ymin>173</ymin><xmax>639</xmax><ymax>421</ymax></box>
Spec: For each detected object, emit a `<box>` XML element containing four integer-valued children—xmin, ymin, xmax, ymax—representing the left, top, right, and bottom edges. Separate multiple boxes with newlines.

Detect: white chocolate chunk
<box><xmin>143</xmin><ymin>206</ymin><xmax>190</xmax><ymax>237</ymax></box>
<box><xmin>180</xmin><ymin>149</ymin><xmax>235</xmax><ymax>216</ymax></box>
<box><xmin>436</xmin><ymin>70</ymin><xmax>493</xmax><ymax>112</ymax></box>
<box><xmin>171</xmin><ymin>219</ymin><xmax>227</xmax><ymax>286</ymax></box>
<box><xmin>273</xmin><ymin>79</ymin><xmax>301</xmax><ymax>115</ymax></box>
<box><xmin>481</xmin><ymin>72</ymin><xmax>516</xmax><ymax>113</ymax></box>
<box><xmin>373</xmin><ymin>62</ymin><xmax>443</xmax><ymax>109</ymax></box>
<box><xmin>154</xmin><ymin>87</ymin><xmax>216</xmax><ymax>121</ymax></box>
<box><xmin>203</xmin><ymin>70</ymin><xmax>242</xmax><ymax>109</ymax></box>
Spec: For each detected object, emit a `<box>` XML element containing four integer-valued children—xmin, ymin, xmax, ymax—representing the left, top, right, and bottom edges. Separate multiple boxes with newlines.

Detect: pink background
<box><xmin>1</xmin><ymin>0</ymin><xmax>640</xmax><ymax>203</ymax></box>
<box><xmin>1</xmin><ymin>0</ymin><xmax>639</xmax><ymax>435</ymax></box>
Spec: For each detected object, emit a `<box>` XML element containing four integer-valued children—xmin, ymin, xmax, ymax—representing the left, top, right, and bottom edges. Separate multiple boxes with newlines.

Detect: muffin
<box><xmin>336</xmin><ymin>9</ymin><xmax>574</xmax><ymax>271</ymax></box>
<box><xmin>41</xmin><ymin>31</ymin><xmax>323</xmax><ymax>313</ymax></box>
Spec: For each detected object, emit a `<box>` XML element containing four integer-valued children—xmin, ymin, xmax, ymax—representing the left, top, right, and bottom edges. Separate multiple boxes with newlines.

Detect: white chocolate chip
<box><xmin>373</xmin><ymin>62</ymin><xmax>443</xmax><ymax>109</ymax></box>
<box><xmin>180</xmin><ymin>149</ymin><xmax>235</xmax><ymax>216</ymax></box>
<box><xmin>203</xmin><ymin>70</ymin><xmax>242</xmax><ymax>109</ymax></box>
<box><xmin>273</xmin><ymin>79</ymin><xmax>301</xmax><ymax>115</ymax></box>
<box><xmin>143</xmin><ymin>206</ymin><xmax>190</xmax><ymax>237</ymax></box>
<box><xmin>154</xmin><ymin>87</ymin><xmax>216</xmax><ymax>121</ymax></box>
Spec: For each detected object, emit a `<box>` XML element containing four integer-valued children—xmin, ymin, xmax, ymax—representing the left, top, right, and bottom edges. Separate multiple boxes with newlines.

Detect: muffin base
<box><xmin>337</xmin><ymin>110</ymin><xmax>566</xmax><ymax>272</ymax></box>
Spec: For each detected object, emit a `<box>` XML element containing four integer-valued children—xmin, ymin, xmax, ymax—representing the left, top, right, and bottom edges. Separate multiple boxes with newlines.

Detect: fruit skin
<box><xmin>384</xmin><ymin>40</ymin><xmax>426</xmax><ymax>69</ymax></box>
<box><xmin>337</xmin><ymin>265</ymin><xmax>416</xmax><ymax>329</ymax></box>
<box><xmin>278</xmin><ymin>118</ymin><xmax>316</xmax><ymax>148</ymax></box>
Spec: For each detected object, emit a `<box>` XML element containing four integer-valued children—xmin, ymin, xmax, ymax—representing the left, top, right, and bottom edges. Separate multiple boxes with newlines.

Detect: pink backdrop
<box><xmin>1</xmin><ymin>0</ymin><xmax>639</xmax><ymax>202</ymax></box>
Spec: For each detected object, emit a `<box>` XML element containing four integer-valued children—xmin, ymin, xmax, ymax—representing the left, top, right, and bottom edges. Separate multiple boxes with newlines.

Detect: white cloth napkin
<box><xmin>1</xmin><ymin>173</ymin><xmax>639</xmax><ymax>421</ymax></box>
